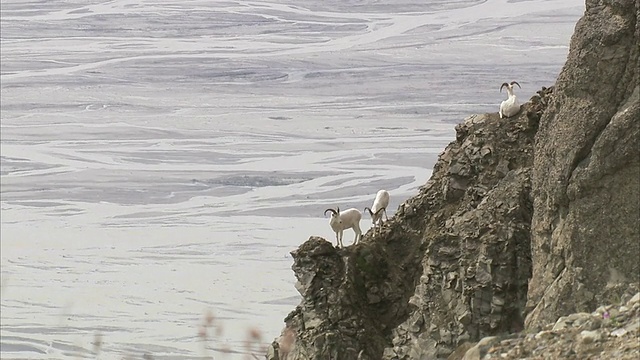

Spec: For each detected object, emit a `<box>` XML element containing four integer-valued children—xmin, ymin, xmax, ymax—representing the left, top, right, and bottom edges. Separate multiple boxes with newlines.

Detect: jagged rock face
<box><xmin>455</xmin><ymin>284</ymin><xmax>640</xmax><ymax>360</ymax></box>
<box><xmin>384</xmin><ymin>96</ymin><xmax>547</xmax><ymax>359</ymax></box>
<box><xmin>269</xmin><ymin>223</ymin><xmax>426</xmax><ymax>360</ymax></box>
<box><xmin>267</xmin><ymin>88</ymin><xmax>552</xmax><ymax>360</ymax></box>
<box><xmin>525</xmin><ymin>0</ymin><xmax>640</xmax><ymax>329</ymax></box>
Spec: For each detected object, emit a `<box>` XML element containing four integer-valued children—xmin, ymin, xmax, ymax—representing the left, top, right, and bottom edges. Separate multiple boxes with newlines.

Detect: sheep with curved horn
<box><xmin>499</xmin><ymin>81</ymin><xmax>522</xmax><ymax>119</ymax></box>
<box><xmin>364</xmin><ymin>190</ymin><xmax>389</xmax><ymax>236</ymax></box>
<box><xmin>324</xmin><ymin>207</ymin><xmax>363</xmax><ymax>248</ymax></box>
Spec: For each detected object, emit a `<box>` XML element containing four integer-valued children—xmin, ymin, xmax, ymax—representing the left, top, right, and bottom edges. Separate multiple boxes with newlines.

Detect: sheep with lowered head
<box><xmin>324</xmin><ymin>207</ymin><xmax>362</xmax><ymax>248</ymax></box>
<box><xmin>364</xmin><ymin>190</ymin><xmax>389</xmax><ymax>236</ymax></box>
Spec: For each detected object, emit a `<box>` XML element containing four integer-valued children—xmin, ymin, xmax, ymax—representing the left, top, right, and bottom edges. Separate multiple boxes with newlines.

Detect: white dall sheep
<box><xmin>324</xmin><ymin>207</ymin><xmax>362</xmax><ymax>248</ymax></box>
<box><xmin>499</xmin><ymin>81</ymin><xmax>522</xmax><ymax>119</ymax></box>
<box><xmin>364</xmin><ymin>190</ymin><xmax>389</xmax><ymax>236</ymax></box>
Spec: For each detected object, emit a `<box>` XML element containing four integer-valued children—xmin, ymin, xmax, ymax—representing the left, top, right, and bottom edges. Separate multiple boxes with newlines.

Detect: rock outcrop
<box><xmin>267</xmin><ymin>0</ymin><xmax>639</xmax><ymax>358</ymax></box>
<box><xmin>267</xmin><ymin>89</ymin><xmax>553</xmax><ymax>359</ymax></box>
<box><xmin>267</xmin><ymin>232</ymin><xmax>423</xmax><ymax>359</ymax></box>
<box><xmin>383</xmin><ymin>94</ymin><xmax>548</xmax><ymax>358</ymax></box>
<box><xmin>525</xmin><ymin>0</ymin><xmax>640</xmax><ymax>329</ymax></box>
<box><xmin>451</xmin><ymin>285</ymin><xmax>640</xmax><ymax>360</ymax></box>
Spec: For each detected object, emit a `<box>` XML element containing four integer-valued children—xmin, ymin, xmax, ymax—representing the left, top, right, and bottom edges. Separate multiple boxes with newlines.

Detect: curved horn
<box><xmin>500</xmin><ymin>82</ymin><xmax>509</xmax><ymax>92</ymax></box>
<box><xmin>364</xmin><ymin>207</ymin><xmax>374</xmax><ymax>216</ymax></box>
<box><xmin>374</xmin><ymin>207</ymin><xmax>387</xmax><ymax>216</ymax></box>
<box><xmin>324</xmin><ymin>208</ymin><xmax>337</xmax><ymax>216</ymax></box>
<box><xmin>510</xmin><ymin>81</ymin><xmax>521</xmax><ymax>89</ymax></box>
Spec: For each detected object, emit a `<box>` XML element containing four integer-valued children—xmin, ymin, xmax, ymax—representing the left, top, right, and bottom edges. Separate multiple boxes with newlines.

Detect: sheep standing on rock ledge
<box><xmin>499</xmin><ymin>81</ymin><xmax>522</xmax><ymax>118</ymax></box>
<box><xmin>364</xmin><ymin>190</ymin><xmax>390</xmax><ymax>236</ymax></box>
<box><xmin>324</xmin><ymin>207</ymin><xmax>362</xmax><ymax>248</ymax></box>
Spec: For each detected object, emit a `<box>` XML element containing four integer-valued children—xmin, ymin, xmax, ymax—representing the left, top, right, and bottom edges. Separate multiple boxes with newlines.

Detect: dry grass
<box><xmin>197</xmin><ymin>308</ymin><xmax>268</xmax><ymax>360</ymax></box>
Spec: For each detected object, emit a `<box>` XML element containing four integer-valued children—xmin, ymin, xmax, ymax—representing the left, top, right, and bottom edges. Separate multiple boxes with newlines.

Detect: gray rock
<box><xmin>552</xmin><ymin>316</ymin><xmax>571</xmax><ymax>331</ymax></box>
<box><xmin>624</xmin><ymin>319</ymin><xmax>640</xmax><ymax>333</ymax></box>
<box><xmin>552</xmin><ymin>312</ymin><xmax>595</xmax><ymax>331</ymax></box>
<box><xmin>447</xmin><ymin>342</ymin><xmax>474</xmax><ymax>360</ymax></box>
<box><xmin>526</xmin><ymin>0</ymin><xmax>639</xmax><ymax>329</ymax></box>
<box><xmin>457</xmin><ymin>310</ymin><xmax>472</xmax><ymax>326</ymax></box>
<box><xmin>534</xmin><ymin>330</ymin><xmax>555</xmax><ymax>340</ymax></box>
<box><xmin>611</xmin><ymin>327</ymin><xmax>628</xmax><ymax>337</ymax></box>
<box><xmin>384</xmin><ymin>99</ymin><xmax>542</xmax><ymax>357</ymax></box>
<box><xmin>462</xmin><ymin>336</ymin><xmax>499</xmax><ymax>360</ymax></box>
<box><xmin>579</xmin><ymin>330</ymin><xmax>602</xmax><ymax>344</ymax></box>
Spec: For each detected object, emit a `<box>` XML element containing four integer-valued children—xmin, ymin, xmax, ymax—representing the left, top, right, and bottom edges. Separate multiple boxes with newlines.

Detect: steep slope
<box><xmin>525</xmin><ymin>0</ymin><xmax>639</xmax><ymax>329</ymax></box>
<box><xmin>383</xmin><ymin>91</ymin><xmax>550</xmax><ymax>359</ymax></box>
<box><xmin>267</xmin><ymin>89</ymin><xmax>553</xmax><ymax>359</ymax></box>
<box><xmin>449</xmin><ymin>285</ymin><xmax>640</xmax><ymax>360</ymax></box>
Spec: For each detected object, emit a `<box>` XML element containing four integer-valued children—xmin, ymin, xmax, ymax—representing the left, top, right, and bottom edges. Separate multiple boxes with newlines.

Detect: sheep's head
<box><xmin>324</xmin><ymin>207</ymin><xmax>341</xmax><ymax>222</ymax></box>
<box><xmin>324</xmin><ymin>207</ymin><xmax>339</xmax><ymax>216</ymax></box>
<box><xmin>500</xmin><ymin>81</ymin><xmax>521</xmax><ymax>93</ymax></box>
<box><xmin>364</xmin><ymin>207</ymin><xmax>385</xmax><ymax>222</ymax></box>
<box><xmin>324</xmin><ymin>207</ymin><xmax>340</xmax><ymax>217</ymax></box>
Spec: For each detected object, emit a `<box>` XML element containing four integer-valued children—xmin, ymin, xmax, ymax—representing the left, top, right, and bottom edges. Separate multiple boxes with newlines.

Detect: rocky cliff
<box><xmin>455</xmin><ymin>288</ymin><xmax>640</xmax><ymax>360</ymax></box>
<box><xmin>267</xmin><ymin>90</ymin><xmax>551</xmax><ymax>359</ymax></box>
<box><xmin>267</xmin><ymin>0</ymin><xmax>639</xmax><ymax>358</ymax></box>
<box><xmin>525</xmin><ymin>0</ymin><xmax>639</xmax><ymax>329</ymax></box>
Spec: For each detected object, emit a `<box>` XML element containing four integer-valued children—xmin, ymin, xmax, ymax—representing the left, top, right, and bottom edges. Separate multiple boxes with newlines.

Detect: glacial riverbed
<box><xmin>1</xmin><ymin>0</ymin><xmax>584</xmax><ymax>358</ymax></box>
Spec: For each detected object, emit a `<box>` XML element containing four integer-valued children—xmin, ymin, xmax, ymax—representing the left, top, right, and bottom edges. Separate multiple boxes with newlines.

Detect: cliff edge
<box><xmin>267</xmin><ymin>89</ymin><xmax>551</xmax><ymax>359</ymax></box>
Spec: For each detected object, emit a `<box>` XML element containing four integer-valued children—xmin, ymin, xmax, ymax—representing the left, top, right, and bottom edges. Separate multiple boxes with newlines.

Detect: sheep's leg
<box><xmin>383</xmin><ymin>209</ymin><xmax>389</xmax><ymax>221</ymax></box>
<box><xmin>338</xmin><ymin>230</ymin><xmax>344</xmax><ymax>248</ymax></box>
<box><xmin>353</xmin><ymin>223</ymin><xmax>362</xmax><ymax>245</ymax></box>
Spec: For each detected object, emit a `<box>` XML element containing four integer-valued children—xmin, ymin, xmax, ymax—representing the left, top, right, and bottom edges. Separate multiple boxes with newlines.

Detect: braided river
<box><xmin>1</xmin><ymin>0</ymin><xmax>583</xmax><ymax>358</ymax></box>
